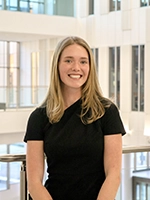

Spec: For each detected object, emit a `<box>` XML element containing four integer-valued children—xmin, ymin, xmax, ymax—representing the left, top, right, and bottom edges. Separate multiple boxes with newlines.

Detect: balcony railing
<box><xmin>0</xmin><ymin>146</ymin><xmax>150</xmax><ymax>200</ymax></box>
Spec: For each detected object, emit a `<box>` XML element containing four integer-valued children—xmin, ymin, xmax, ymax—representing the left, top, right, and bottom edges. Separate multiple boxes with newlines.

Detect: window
<box><xmin>31</xmin><ymin>52</ymin><xmax>39</xmax><ymax>105</ymax></box>
<box><xmin>89</xmin><ymin>0</ymin><xmax>94</xmax><ymax>15</ymax></box>
<box><xmin>91</xmin><ymin>48</ymin><xmax>99</xmax><ymax>72</ymax></box>
<box><xmin>110</xmin><ymin>0</ymin><xmax>121</xmax><ymax>11</ymax></box>
<box><xmin>0</xmin><ymin>41</ymin><xmax>20</xmax><ymax>108</ymax></box>
<box><xmin>109</xmin><ymin>47</ymin><xmax>120</xmax><ymax>107</ymax></box>
<box><xmin>0</xmin><ymin>0</ymin><xmax>75</xmax><ymax>16</ymax></box>
<box><xmin>20</xmin><ymin>0</ymin><xmax>45</xmax><ymax>14</ymax></box>
<box><xmin>0</xmin><ymin>0</ymin><xmax>2</xmax><ymax>10</ymax></box>
<box><xmin>0</xmin><ymin>144</ymin><xmax>9</xmax><ymax>191</ymax></box>
<box><xmin>132</xmin><ymin>45</ymin><xmax>144</xmax><ymax>111</ymax></box>
<box><xmin>141</xmin><ymin>0</ymin><xmax>150</xmax><ymax>7</ymax></box>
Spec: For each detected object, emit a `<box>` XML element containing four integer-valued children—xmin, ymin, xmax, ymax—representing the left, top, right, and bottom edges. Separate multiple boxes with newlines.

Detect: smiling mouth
<box><xmin>68</xmin><ymin>75</ymin><xmax>82</xmax><ymax>79</ymax></box>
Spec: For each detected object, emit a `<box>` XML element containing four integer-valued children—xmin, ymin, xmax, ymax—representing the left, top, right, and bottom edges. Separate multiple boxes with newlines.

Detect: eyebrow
<box><xmin>64</xmin><ymin>56</ymin><xmax>88</xmax><ymax>59</ymax></box>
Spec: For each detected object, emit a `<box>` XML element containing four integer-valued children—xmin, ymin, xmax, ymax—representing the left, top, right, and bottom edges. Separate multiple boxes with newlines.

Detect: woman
<box><xmin>24</xmin><ymin>36</ymin><xmax>126</xmax><ymax>200</ymax></box>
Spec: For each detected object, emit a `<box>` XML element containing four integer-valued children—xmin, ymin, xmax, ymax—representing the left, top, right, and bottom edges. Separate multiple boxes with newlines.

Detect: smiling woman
<box><xmin>24</xmin><ymin>36</ymin><xmax>126</xmax><ymax>200</ymax></box>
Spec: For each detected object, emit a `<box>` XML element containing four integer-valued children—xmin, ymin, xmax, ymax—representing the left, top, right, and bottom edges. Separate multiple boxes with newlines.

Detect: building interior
<box><xmin>0</xmin><ymin>0</ymin><xmax>150</xmax><ymax>200</ymax></box>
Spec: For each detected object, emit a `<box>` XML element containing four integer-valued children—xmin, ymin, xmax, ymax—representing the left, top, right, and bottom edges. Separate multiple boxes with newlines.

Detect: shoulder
<box><xmin>29</xmin><ymin>106</ymin><xmax>47</xmax><ymax>118</ymax></box>
<box><xmin>28</xmin><ymin>106</ymin><xmax>48</xmax><ymax>126</ymax></box>
<box><xmin>105</xmin><ymin>102</ymin><xmax>119</xmax><ymax>113</ymax></box>
<box><xmin>100</xmin><ymin>102</ymin><xmax>126</xmax><ymax>135</ymax></box>
<box><xmin>102</xmin><ymin>102</ymin><xmax>120</xmax><ymax>121</ymax></box>
<box><xmin>24</xmin><ymin>107</ymin><xmax>49</xmax><ymax>142</ymax></box>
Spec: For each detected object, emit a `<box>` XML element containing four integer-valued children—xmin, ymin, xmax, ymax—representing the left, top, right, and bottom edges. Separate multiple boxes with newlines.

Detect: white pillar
<box><xmin>121</xmin><ymin>153</ymin><xmax>133</xmax><ymax>200</ymax></box>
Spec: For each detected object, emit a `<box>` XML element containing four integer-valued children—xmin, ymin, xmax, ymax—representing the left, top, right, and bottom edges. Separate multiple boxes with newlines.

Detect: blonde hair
<box><xmin>41</xmin><ymin>36</ymin><xmax>111</xmax><ymax>124</ymax></box>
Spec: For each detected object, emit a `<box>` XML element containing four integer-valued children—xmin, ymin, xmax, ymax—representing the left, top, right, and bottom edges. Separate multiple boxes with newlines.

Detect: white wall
<box><xmin>0</xmin><ymin>109</ymin><xmax>33</xmax><ymax>144</ymax></box>
<box><xmin>0</xmin><ymin>11</ymin><xmax>79</xmax><ymax>38</ymax></box>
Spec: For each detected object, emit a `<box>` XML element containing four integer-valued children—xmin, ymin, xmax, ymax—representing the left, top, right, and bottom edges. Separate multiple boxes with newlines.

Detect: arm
<box><xmin>26</xmin><ymin>141</ymin><xmax>53</xmax><ymax>200</ymax></box>
<box><xmin>97</xmin><ymin>134</ymin><xmax>122</xmax><ymax>200</ymax></box>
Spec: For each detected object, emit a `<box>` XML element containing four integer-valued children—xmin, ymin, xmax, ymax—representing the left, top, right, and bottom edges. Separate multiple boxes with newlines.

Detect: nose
<box><xmin>71</xmin><ymin>61</ymin><xmax>80</xmax><ymax>71</ymax></box>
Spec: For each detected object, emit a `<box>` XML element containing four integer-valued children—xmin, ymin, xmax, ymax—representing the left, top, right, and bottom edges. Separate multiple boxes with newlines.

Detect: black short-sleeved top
<box><xmin>24</xmin><ymin>99</ymin><xmax>126</xmax><ymax>200</ymax></box>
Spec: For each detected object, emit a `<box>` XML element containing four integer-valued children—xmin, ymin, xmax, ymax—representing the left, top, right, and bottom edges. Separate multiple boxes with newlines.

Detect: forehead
<box><xmin>61</xmin><ymin>44</ymin><xmax>88</xmax><ymax>57</ymax></box>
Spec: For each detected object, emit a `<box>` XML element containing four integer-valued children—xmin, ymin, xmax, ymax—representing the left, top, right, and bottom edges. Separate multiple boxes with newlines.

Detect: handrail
<box><xmin>0</xmin><ymin>146</ymin><xmax>150</xmax><ymax>163</ymax></box>
<box><xmin>122</xmin><ymin>145</ymin><xmax>150</xmax><ymax>154</ymax></box>
<box><xmin>0</xmin><ymin>145</ymin><xmax>150</xmax><ymax>200</ymax></box>
<box><xmin>0</xmin><ymin>154</ymin><xmax>27</xmax><ymax>200</ymax></box>
<box><xmin>0</xmin><ymin>154</ymin><xmax>26</xmax><ymax>162</ymax></box>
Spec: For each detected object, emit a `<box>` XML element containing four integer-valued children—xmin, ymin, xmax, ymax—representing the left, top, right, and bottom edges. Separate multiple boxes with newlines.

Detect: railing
<box><xmin>0</xmin><ymin>154</ymin><xmax>27</xmax><ymax>200</ymax></box>
<box><xmin>0</xmin><ymin>146</ymin><xmax>150</xmax><ymax>200</ymax></box>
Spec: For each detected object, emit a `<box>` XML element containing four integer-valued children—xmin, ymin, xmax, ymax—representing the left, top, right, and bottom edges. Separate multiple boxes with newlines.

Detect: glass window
<box><xmin>0</xmin><ymin>41</ymin><xmax>20</xmax><ymax>108</ymax></box>
<box><xmin>136</xmin><ymin>152</ymin><xmax>147</xmax><ymax>170</ymax></box>
<box><xmin>132</xmin><ymin>45</ymin><xmax>144</xmax><ymax>111</ymax></box>
<box><xmin>109</xmin><ymin>47</ymin><xmax>115</xmax><ymax>100</ymax></box>
<box><xmin>148</xmin><ymin>185</ymin><xmax>150</xmax><ymax>200</ymax></box>
<box><xmin>116</xmin><ymin>47</ymin><xmax>120</xmax><ymax>107</ymax></box>
<box><xmin>109</xmin><ymin>47</ymin><xmax>120</xmax><ymax>108</ymax></box>
<box><xmin>8</xmin><ymin>42</ymin><xmax>19</xmax><ymax>107</ymax></box>
<box><xmin>5</xmin><ymin>0</ymin><xmax>18</xmax><ymax>11</ymax></box>
<box><xmin>117</xmin><ymin>0</ymin><xmax>121</xmax><ymax>10</ymax></box>
<box><xmin>31</xmin><ymin>52</ymin><xmax>39</xmax><ymax>105</ymax></box>
<box><xmin>110</xmin><ymin>0</ymin><xmax>121</xmax><ymax>11</ymax></box>
<box><xmin>89</xmin><ymin>0</ymin><xmax>94</xmax><ymax>15</ymax></box>
<box><xmin>91</xmin><ymin>48</ymin><xmax>99</xmax><ymax>72</ymax></box>
<box><xmin>53</xmin><ymin>0</ymin><xmax>74</xmax><ymax>17</ymax></box>
<box><xmin>0</xmin><ymin>41</ymin><xmax>7</xmax><ymax>67</ymax></box>
<box><xmin>29</xmin><ymin>0</ymin><xmax>45</xmax><ymax>14</ymax></box>
<box><xmin>140</xmin><ymin>45</ymin><xmax>144</xmax><ymax>111</ymax></box>
<box><xmin>141</xmin><ymin>183</ymin><xmax>146</xmax><ymax>200</ymax></box>
<box><xmin>110</xmin><ymin>0</ymin><xmax>115</xmax><ymax>11</ymax></box>
<box><xmin>0</xmin><ymin>144</ymin><xmax>8</xmax><ymax>191</ymax></box>
<box><xmin>0</xmin><ymin>0</ymin><xmax>2</xmax><ymax>10</ymax></box>
<box><xmin>136</xmin><ymin>183</ymin><xmax>140</xmax><ymax>200</ymax></box>
<box><xmin>132</xmin><ymin>46</ymin><xmax>138</xmax><ymax>111</ymax></box>
<box><xmin>141</xmin><ymin>0</ymin><xmax>149</xmax><ymax>7</ymax></box>
<box><xmin>0</xmin><ymin>0</ymin><xmax>75</xmax><ymax>16</ymax></box>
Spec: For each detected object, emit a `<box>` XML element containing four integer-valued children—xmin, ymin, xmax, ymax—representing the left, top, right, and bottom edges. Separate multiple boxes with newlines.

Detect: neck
<box><xmin>61</xmin><ymin>88</ymin><xmax>81</xmax><ymax>109</ymax></box>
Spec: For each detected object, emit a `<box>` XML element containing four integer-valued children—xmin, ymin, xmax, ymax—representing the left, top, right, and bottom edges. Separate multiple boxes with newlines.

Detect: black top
<box><xmin>24</xmin><ymin>99</ymin><xmax>126</xmax><ymax>200</ymax></box>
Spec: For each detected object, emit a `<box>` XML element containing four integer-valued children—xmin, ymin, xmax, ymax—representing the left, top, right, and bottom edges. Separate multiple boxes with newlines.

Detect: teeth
<box><xmin>69</xmin><ymin>75</ymin><xmax>81</xmax><ymax>79</ymax></box>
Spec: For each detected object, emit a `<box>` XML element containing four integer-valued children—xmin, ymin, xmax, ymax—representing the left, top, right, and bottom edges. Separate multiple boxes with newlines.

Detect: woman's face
<box><xmin>58</xmin><ymin>44</ymin><xmax>90</xmax><ymax>93</ymax></box>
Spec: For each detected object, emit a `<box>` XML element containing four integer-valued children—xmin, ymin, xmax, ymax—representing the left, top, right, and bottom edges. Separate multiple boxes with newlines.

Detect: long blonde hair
<box><xmin>41</xmin><ymin>36</ymin><xmax>111</xmax><ymax>124</ymax></box>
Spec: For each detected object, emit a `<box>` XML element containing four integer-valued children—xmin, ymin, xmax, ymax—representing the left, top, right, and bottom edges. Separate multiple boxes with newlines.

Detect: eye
<box><xmin>80</xmin><ymin>60</ymin><xmax>88</xmax><ymax>64</ymax></box>
<box><xmin>65</xmin><ymin>59</ymin><xmax>72</xmax><ymax>63</ymax></box>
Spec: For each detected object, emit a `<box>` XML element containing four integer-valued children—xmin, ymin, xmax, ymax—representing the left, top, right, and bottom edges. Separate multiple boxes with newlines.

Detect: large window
<box><xmin>109</xmin><ymin>47</ymin><xmax>120</xmax><ymax>107</ymax></box>
<box><xmin>110</xmin><ymin>0</ymin><xmax>121</xmax><ymax>11</ymax></box>
<box><xmin>132</xmin><ymin>45</ymin><xmax>144</xmax><ymax>111</ymax></box>
<box><xmin>89</xmin><ymin>0</ymin><xmax>94</xmax><ymax>15</ymax></box>
<box><xmin>0</xmin><ymin>41</ymin><xmax>20</xmax><ymax>108</ymax></box>
<box><xmin>0</xmin><ymin>0</ymin><xmax>75</xmax><ymax>16</ymax></box>
<box><xmin>141</xmin><ymin>0</ymin><xmax>150</xmax><ymax>6</ymax></box>
<box><xmin>0</xmin><ymin>41</ymin><xmax>48</xmax><ymax>109</ymax></box>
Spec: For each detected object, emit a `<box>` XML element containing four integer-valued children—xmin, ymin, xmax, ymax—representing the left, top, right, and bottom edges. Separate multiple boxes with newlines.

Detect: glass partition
<box><xmin>0</xmin><ymin>144</ymin><xmax>8</xmax><ymax>191</ymax></box>
<box><xmin>0</xmin><ymin>0</ymin><xmax>75</xmax><ymax>17</ymax></box>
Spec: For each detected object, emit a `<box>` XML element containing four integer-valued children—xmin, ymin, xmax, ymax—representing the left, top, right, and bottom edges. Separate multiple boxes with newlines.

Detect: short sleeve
<box><xmin>24</xmin><ymin>107</ymin><xmax>49</xmax><ymax>142</ymax></box>
<box><xmin>101</xmin><ymin>103</ymin><xmax>126</xmax><ymax>136</ymax></box>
